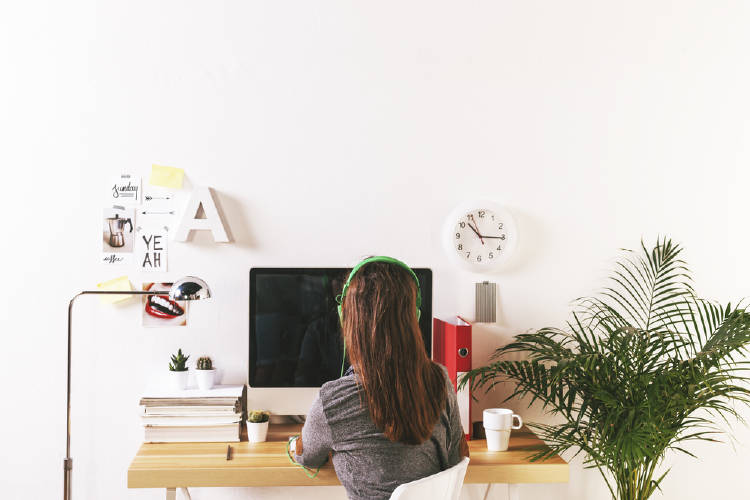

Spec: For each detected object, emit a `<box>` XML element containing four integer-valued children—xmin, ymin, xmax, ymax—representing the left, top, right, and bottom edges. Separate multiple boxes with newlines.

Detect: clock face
<box><xmin>444</xmin><ymin>202</ymin><xmax>517</xmax><ymax>270</ymax></box>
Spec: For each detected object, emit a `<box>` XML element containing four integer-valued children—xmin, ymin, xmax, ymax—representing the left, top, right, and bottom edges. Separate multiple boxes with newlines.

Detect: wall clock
<box><xmin>443</xmin><ymin>200</ymin><xmax>518</xmax><ymax>271</ymax></box>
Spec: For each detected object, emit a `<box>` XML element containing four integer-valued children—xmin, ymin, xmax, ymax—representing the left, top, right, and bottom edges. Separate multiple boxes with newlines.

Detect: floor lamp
<box><xmin>64</xmin><ymin>276</ymin><xmax>212</xmax><ymax>500</ymax></box>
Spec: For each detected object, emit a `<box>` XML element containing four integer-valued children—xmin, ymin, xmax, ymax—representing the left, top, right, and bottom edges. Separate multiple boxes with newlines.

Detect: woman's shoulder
<box><xmin>432</xmin><ymin>362</ymin><xmax>458</xmax><ymax>413</ymax></box>
<box><xmin>319</xmin><ymin>374</ymin><xmax>360</xmax><ymax>408</ymax></box>
<box><xmin>431</xmin><ymin>361</ymin><xmax>453</xmax><ymax>389</ymax></box>
<box><xmin>434</xmin><ymin>361</ymin><xmax>450</xmax><ymax>378</ymax></box>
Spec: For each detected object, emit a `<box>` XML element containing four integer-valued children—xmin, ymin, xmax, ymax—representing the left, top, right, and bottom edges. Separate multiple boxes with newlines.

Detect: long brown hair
<box><xmin>341</xmin><ymin>261</ymin><xmax>446</xmax><ymax>445</ymax></box>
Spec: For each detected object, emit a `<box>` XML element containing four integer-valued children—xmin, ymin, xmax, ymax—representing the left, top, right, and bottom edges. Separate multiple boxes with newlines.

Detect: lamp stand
<box><xmin>64</xmin><ymin>290</ymin><xmax>161</xmax><ymax>500</ymax></box>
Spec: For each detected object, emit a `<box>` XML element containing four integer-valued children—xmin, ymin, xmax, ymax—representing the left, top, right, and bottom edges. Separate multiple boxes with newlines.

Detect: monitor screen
<box><xmin>249</xmin><ymin>267</ymin><xmax>433</xmax><ymax>388</ymax></box>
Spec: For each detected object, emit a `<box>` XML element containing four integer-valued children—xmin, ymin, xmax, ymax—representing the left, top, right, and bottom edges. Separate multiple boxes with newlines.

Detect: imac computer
<box><xmin>249</xmin><ymin>267</ymin><xmax>433</xmax><ymax>415</ymax></box>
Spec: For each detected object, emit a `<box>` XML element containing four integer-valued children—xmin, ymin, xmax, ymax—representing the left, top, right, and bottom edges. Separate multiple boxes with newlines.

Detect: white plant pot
<box><xmin>196</xmin><ymin>369</ymin><xmax>216</xmax><ymax>391</ymax></box>
<box><xmin>247</xmin><ymin>421</ymin><xmax>269</xmax><ymax>443</ymax></box>
<box><xmin>169</xmin><ymin>370</ymin><xmax>189</xmax><ymax>391</ymax></box>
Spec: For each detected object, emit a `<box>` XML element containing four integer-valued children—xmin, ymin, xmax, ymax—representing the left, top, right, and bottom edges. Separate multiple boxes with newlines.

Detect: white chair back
<box><xmin>389</xmin><ymin>457</ymin><xmax>470</xmax><ymax>500</ymax></box>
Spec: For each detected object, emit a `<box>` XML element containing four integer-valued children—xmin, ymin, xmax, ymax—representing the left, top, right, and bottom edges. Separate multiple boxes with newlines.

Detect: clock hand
<box><xmin>468</xmin><ymin>223</ymin><xmax>485</xmax><ymax>243</ymax></box>
<box><xmin>466</xmin><ymin>216</ymin><xmax>485</xmax><ymax>245</ymax></box>
<box><xmin>479</xmin><ymin>236</ymin><xmax>506</xmax><ymax>239</ymax></box>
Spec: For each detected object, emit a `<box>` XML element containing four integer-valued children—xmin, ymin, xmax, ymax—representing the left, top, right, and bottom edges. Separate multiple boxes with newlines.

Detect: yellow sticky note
<box><xmin>96</xmin><ymin>276</ymin><xmax>133</xmax><ymax>304</ymax></box>
<box><xmin>149</xmin><ymin>164</ymin><xmax>184</xmax><ymax>189</ymax></box>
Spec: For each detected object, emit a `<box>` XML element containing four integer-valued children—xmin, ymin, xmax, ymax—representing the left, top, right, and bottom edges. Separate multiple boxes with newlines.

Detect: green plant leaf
<box><xmin>460</xmin><ymin>237</ymin><xmax>750</xmax><ymax>500</ymax></box>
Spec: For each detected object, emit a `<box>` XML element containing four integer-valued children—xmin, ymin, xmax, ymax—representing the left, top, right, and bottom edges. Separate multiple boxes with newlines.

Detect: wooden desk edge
<box><xmin>128</xmin><ymin>463</ymin><xmax>569</xmax><ymax>488</ymax></box>
<box><xmin>464</xmin><ymin>462</ymin><xmax>569</xmax><ymax>484</ymax></box>
<box><xmin>128</xmin><ymin>424</ymin><xmax>569</xmax><ymax>488</ymax></box>
<box><xmin>128</xmin><ymin>466</ymin><xmax>343</xmax><ymax>488</ymax></box>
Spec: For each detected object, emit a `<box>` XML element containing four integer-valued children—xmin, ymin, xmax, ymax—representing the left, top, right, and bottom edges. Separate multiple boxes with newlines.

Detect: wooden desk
<box><xmin>128</xmin><ymin>423</ymin><xmax>568</xmax><ymax>499</ymax></box>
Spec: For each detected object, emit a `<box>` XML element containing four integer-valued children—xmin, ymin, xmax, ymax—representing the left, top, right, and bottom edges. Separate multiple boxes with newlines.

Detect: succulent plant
<box><xmin>168</xmin><ymin>348</ymin><xmax>189</xmax><ymax>372</ymax></box>
<box><xmin>247</xmin><ymin>410</ymin><xmax>270</xmax><ymax>423</ymax></box>
<box><xmin>196</xmin><ymin>356</ymin><xmax>213</xmax><ymax>370</ymax></box>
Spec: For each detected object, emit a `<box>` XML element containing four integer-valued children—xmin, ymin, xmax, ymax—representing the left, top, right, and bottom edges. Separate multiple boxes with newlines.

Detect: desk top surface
<box><xmin>128</xmin><ymin>423</ymin><xmax>568</xmax><ymax>488</ymax></box>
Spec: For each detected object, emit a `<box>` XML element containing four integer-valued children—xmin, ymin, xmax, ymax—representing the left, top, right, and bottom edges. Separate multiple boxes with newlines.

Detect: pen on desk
<box><xmin>226</xmin><ymin>445</ymin><xmax>232</xmax><ymax>461</ymax></box>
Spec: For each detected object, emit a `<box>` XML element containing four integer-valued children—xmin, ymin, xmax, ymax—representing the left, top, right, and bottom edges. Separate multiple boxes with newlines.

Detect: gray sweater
<box><xmin>294</xmin><ymin>366</ymin><xmax>464</xmax><ymax>500</ymax></box>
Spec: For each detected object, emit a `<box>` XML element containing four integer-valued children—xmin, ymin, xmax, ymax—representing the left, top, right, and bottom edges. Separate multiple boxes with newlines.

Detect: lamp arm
<box><xmin>64</xmin><ymin>290</ymin><xmax>161</xmax><ymax>500</ymax></box>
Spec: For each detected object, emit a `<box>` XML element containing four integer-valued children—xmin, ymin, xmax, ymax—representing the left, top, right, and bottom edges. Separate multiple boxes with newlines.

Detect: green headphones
<box><xmin>336</xmin><ymin>256</ymin><xmax>421</xmax><ymax>377</ymax></box>
<box><xmin>336</xmin><ymin>256</ymin><xmax>422</xmax><ymax>322</ymax></box>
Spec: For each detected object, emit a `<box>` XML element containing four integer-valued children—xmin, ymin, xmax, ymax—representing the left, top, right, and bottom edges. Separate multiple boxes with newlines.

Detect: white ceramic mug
<box><xmin>483</xmin><ymin>409</ymin><xmax>522</xmax><ymax>451</ymax></box>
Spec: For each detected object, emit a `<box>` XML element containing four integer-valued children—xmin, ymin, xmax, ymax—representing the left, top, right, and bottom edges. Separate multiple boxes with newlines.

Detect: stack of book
<box><xmin>139</xmin><ymin>385</ymin><xmax>246</xmax><ymax>443</ymax></box>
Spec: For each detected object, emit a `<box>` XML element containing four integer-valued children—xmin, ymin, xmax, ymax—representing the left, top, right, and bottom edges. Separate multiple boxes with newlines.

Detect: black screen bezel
<box><xmin>249</xmin><ymin>267</ymin><xmax>433</xmax><ymax>387</ymax></box>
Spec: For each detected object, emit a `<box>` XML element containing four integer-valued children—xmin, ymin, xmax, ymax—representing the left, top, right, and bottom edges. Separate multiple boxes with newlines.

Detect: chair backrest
<box><xmin>389</xmin><ymin>457</ymin><xmax>470</xmax><ymax>500</ymax></box>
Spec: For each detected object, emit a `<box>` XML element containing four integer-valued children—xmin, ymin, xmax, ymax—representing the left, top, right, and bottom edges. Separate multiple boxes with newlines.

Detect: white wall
<box><xmin>2</xmin><ymin>1</ymin><xmax>749</xmax><ymax>499</ymax></box>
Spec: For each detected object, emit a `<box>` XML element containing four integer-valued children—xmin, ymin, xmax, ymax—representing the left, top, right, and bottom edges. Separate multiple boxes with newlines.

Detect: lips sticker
<box><xmin>146</xmin><ymin>294</ymin><xmax>185</xmax><ymax>319</ymax></box>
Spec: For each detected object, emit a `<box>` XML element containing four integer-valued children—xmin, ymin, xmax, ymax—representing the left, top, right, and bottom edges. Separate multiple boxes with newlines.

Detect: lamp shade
<box><xmin>169</xmin><ymin>276</ymin><xmax>212</xmax><ymax>301</ymax></box>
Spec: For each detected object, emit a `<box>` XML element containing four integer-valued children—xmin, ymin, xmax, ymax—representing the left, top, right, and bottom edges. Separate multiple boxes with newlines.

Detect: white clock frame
<box><xmin>442</xmin><ymin>200</ymin><xmax>518</xmax><ymax>272</ymax></box>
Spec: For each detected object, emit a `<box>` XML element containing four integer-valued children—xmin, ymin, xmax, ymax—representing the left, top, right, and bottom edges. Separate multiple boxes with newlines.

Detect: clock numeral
<box><xmin>489</xmin><ymin>252</ymin><xmax>494</xmax><ymax>259</ymax></box>
<box><xmin>455</xmin><ymin>233</ymin><xmax>461</xmax><ymax>239</ymax></box>
<box><xmin>500</xmin><ymin>234</ymin><xmax>506</xmax><ymax>240</ymax></box>
<box><xmin>459</xmin><ymin>222</ymin><xmax>466</xmax><ymax>228</ymax></box>
<box><xmin>465</xmin><ymin>252</ymin><xmax>471</xmax><ymax>259</ymax></box>
<box><xmin>496</xmin><ymin>245</ymin><xmax>502</xmax><ymax>251</ymax></box>
<box><xmin>491</xmin><ymin>215</ymin><xmax>495</xmax><ymax>221</ymax></box>
<box><xmin>476</xmin><ymin>255</ymin><xmax>482</xmax><ymax>262</ymax></box>
<box><xmin>498</xmin><ymin>223</ymin><xmax>504</xmax><ymax>230</ymax></box>
<box><xmin>457</xmin><ymin>244</ymin><xmax>463</xmax><ymax>250</ymax></box>
<box><xmin>478</xmin><ymin>210</ymin><xmax>485</xmax><ymax>218</ymax></box>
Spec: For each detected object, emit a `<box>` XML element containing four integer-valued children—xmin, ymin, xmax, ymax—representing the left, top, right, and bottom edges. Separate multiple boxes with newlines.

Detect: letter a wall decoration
<box><xmin>174</xmin><ymin>186</ymin><xmax>230</xmax><ymax>242</ymax></box>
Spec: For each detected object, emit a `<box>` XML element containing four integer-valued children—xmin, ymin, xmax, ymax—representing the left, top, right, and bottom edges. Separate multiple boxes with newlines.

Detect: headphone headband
<box><xmin>336</xmin><ymin>256</ymin><xmax>422</xmax><ymax>320</ymax></box>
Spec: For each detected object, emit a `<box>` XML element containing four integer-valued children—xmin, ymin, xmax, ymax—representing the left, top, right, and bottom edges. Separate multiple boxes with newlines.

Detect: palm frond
<box><xmin>458</xmin><ymin>237</ymin><xmax>750</xmax><ymax>500</ymax></box>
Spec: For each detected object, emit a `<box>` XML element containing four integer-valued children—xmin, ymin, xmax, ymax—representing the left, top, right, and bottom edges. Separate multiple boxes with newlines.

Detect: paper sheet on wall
<box><xmin>141</xmin><ymin>184</ymin><xmax>176</xmax><ymax>229</ymax></box>
<box><xmin>109</xmin><ymin>173</ymin><xmax>141</xmax><ymax>204</ymax></box>
<box><xmin>140</xmin><ymin>184</ymin><xmax>176</xmax><ymax>254</ymax></box>
<box><xmin>102</xmin><ymin>206</ymin><xmax>135</xmax><ymax>266</ymax></box>
<box><xmin>136</xmin><ymin>226</ymin><xmax>168</xmax><ymax>272</ymax></box>
<box><xmin>96</xmin><ymin>276</ymin><xmax>133</xmax><ymax>304</ymax></box>
<box><xmin>149</xmin><ymin>164</ymin><xmax>184</xmax><ymax>189</ymax></box>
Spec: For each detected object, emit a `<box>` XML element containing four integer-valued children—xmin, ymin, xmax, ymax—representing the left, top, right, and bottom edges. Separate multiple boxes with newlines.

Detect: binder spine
<box><xmin>432</xmin><ymin>317</ymin><xmax>473</xmax><ymax>440</ymax></box>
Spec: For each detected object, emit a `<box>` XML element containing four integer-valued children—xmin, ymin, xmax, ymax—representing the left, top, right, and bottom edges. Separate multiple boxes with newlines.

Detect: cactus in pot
<box><xmin>197</xmin><ymin>356</ymin><xmax>213</xmax><ymax>370</ymax></box>
<box><xmin>247</xmin><ymin>410</ymin><xmax>270</xmax><ymax>443</ymax></box>
<box><xmin>248</xmin><ymin>410</ymin><xmax>270</xmax><ymax>423</ymax></box>
<box><xmin>169</xmin><ymin>348</ymin><xmax>189</xmax><ymax>371</ymax></box>
<box><xmin>195</xmin><ymin>355</ymin><xmax>216</xmax><ymax>391</ymax></box>
<box><xmin>168</xmin><ymin>348</ymin><xmax>189</xmax><ymax>390</ymax></box>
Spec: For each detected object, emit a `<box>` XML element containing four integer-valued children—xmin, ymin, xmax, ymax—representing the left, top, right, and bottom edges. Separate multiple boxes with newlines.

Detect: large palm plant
<box><xmin>459</xmin><ymin>238</ymin><xmax>750</xmax><ymax>500</ymax></box>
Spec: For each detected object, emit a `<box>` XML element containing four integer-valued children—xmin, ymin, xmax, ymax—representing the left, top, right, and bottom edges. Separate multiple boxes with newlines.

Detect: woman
<box><xmin>293</xmin><ymin>257</ymin><xmax>468</xmax><ymax>500</ymax></box>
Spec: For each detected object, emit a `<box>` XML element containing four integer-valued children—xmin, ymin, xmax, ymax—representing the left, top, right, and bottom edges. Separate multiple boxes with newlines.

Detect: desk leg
<box><xmin>507</xmin><ymin>484</ymin><xmax>520</xmax><ymax>500</ymax></box>
<box><xmin>166</xmin><ymin>488</ymin><xmax>176</xmax><ymax>500</ymax></box>
<box><xmin>482</xmin><ymin>484</ymin><xmax>491</xmax><ymax>500</ymax></box>
<box><xmin>482</xmin><ymin>483</ymin><xmax>520</xmax><ymax>500</ymax></box>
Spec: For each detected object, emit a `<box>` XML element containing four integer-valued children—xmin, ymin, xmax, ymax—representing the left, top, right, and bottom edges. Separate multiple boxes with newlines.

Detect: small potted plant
<box><xmin>247</xmin><ymin>410</ymin><xmax>270</xmax><ymax>443</ymax></box>
<box><xmin>168</xmin><ymin>348</ymin><xmax>189</xmax><ymax>390</ymax></box>
<box><xmin>195</xmin><ymin>356</ymin><xmax>216</xmax><ymax>390</ymax></box>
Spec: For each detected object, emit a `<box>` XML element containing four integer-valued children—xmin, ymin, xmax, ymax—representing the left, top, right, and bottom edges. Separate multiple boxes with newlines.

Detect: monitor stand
<box><xmin>246</xmin><ymin>386</ymin><xmax>320</xmax><ymax>416</ymax></box>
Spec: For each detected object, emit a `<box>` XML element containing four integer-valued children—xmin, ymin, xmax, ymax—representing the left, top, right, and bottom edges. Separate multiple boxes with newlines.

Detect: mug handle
<box><xmin>511</xmin><ymin>414</ymin><xmax>523</xmax><ymax>430</ymax></box>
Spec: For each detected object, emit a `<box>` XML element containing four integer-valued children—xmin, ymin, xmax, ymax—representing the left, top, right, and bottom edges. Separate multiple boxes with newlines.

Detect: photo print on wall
<box><xmin>142</xmin><ymin>282</ymin><xmax>187</xmax><ymax>327</ymax></box>
<box><xmin>102</xmin><ymin>206</ymin><xmax>135</xmax><ymax>266</ymax></box>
